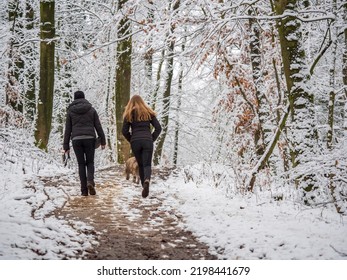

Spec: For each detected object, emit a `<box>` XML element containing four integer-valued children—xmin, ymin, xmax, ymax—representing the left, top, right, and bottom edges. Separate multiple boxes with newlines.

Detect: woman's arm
<box><xmin>122</xmin><ymin>119</ymin><xmax>132</xmax><ymax>142</ymax></box>
<box><xmin>151</xmin><ymin>116</ymin><xmax>162</xmax><ymax>141</ymax></box>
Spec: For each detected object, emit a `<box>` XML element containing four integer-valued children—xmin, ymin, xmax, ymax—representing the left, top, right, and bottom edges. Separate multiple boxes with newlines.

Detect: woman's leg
<box><xmin>131</xmin><ymin>141</ymin><xmax>144</xmax><ymax>186</ymax></box>
<box><xmin>142</xmin><ymin>140</ymin><xmax>154</xmax><ymax>181</ymax></box>
<box><xmin>141</xmin><ymin>140</ymin><xmax>153</xmax><ymax>198</ymax></box>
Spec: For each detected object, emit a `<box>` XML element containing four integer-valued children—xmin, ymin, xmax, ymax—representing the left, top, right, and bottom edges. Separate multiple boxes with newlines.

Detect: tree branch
<box><xmin>247</xmin><ymin>104</ymin><xmax>290</xmax><ymax>192</ymax></box>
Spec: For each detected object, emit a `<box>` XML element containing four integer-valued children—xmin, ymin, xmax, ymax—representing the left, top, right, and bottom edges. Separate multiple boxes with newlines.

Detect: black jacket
<box><xmin>63</xmin><ymin>98</ymin><xmax>106</xmax><ymax>151</ymax></box>
<box><xmin>122</xmin><ymin>116</ymin><xmax>162</xmax><ymax>143</ymax></box>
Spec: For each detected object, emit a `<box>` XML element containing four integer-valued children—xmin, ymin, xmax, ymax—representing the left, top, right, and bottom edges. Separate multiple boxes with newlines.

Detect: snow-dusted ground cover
<box><xmin>0</xmin><ymin>129</ymin><xmax>97</xmax><ymax>259</ymax></box>
<box><xmin>154</xmin><ymin>164</ymin><xmax>347</xmax><ymax>260</ymax></box>
<box><xmin>1</xmin><ymin>128</ymin><xmax>346</xmax><ymax>260</ymax></box>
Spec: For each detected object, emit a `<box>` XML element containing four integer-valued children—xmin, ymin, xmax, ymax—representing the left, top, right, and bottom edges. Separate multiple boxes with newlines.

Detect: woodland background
<box><xmin>1</xmin><ymin>0</ymin><xmax>347</xmax><ymax>213</ymax></box>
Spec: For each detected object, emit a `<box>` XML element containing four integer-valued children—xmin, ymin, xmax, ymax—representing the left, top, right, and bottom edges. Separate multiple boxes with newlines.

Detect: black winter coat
<box><xmin>122</xmin><ymin>116</ymin><xmax>162</xmax><ymax>143</ymax></box>
<box><xmin>63</xmin><ymin>98</ymin><xmax>106</xmax><ymax>151</ymax></box>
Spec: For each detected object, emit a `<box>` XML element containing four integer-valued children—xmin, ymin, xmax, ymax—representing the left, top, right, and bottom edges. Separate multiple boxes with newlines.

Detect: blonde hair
<box><xmin>123</xmin><ymin>95</ymin><xmax>156</xmax><ymax>122</ymax></box>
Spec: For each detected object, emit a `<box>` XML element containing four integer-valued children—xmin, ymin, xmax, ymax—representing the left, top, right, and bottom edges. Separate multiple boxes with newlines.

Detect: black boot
<box><xmin>81</xmin><ymin>185</ymin><xmax>88</xmax><ymax>196</ymax></box>
<box><xmin>142</xmin><ymin>179</ymin><xmax>149</xmax><ymax>198</ymax></box>
<box><xmin>87</xmin><ymin>180</ymin><xmax>96</xmax><ymax>195</ymax></box>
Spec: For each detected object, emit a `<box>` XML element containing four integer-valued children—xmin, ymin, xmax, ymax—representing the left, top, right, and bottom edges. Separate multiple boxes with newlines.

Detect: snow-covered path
<box><xmin>54</xmin><ymin>166</ymin><xmax>216</xmax><ymax>259</ymax></box>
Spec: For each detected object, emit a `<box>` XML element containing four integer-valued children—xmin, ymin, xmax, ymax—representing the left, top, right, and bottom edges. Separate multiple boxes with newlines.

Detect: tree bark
<box><xmin>7</xmin><ymin>0</ymin><xmax>23</xmax><ymax>112</ymax></box>
<box><xmin>144</xmin><ymin>0</ymin><xmax>154</xmax><ymax>101</ymax></box>
<box><xmin>24</xmin><ymin>0</ymin><xmax>36</xmax><ymax>122</ymax></box>
<box><xmin>248</xmin><ymin>105</ymin><xmax>290</xmax><ymax>191</ymax></box>
<box><xmin>274</xmin><ymin>0</ymin><xmax>317</xmax><ymax>193</ymax></box>
<box><xmin>327</xmin><ymin>0</ymin><xmax>338</xmax><ymax>150</ymax></box>
<box><xmin>343</xmin><ymin>2</ymin><xmax>347</xmax><ymax>98</ymax></box>
<box><xmin>115</xmin><ymin>0</ymin><xmax>132</xmax><ymax>164</ymax></box>
<box><xmin>153</xmin><ymin>0</ymin><xmax>180</xmax><ymax>165</ymax></box>
<box><xmin>248</xmin><ymin>8</ymin><xmax>269</xmax><ymax>157</ymax></box>
<box><xmin>35</xmin><ymin>0</ymin><xmax>55</xmax><ymax>151</ymax></box>
<box><xmin>173</xmin><ymin>38</ymin><xmax>185</xmax><ymax>166</ymax></box>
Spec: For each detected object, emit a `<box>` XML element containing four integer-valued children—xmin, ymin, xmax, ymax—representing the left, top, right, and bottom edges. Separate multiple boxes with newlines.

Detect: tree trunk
<box><xmin>248</xmin><ymin>8</ymin><xmax>269</xmax><ymax>157</ymax></box>
<box><xmin>55</xmin><ymin>3</ymin><xmax>72</xmax><ymax>141</ymax></box>
<box><xmin>24</xmin><ymin>0</ymin><xmax>36</xmax><ymax>122</ymax></box>
<box><xmin>144</xmin><ymin>0</ymin><xmax>154</xmax><ymax>101</ymax></box>
<box><xmin>274</xmin><ymin>0</ymin><xmax>317</xmax><ymax>194</ymax></box>
<box><xmin>115</xmin><ymin>0</ymin><xmax>132</xmax><ymax>164</ymax></box>
<box><xmin>327</xmin><ymin>27</ymin><xmax>338</xmax><ymax>149</ymax></box>
<box><xmin>151</xmin><ymin>45</ymin><xmax>166</xmax><ymax>111</ymax></box>
<box><xmin>328</xmin><ymin>0</ymin><xmax>344</xmax><ymax>214</ymax></box>
<box><xmin>35</xmin><ymin>0</ymin><xmax>55</xmax><ymax>151</ymax></box>
<box><xmin>343</xmin><ymin>2</ymin><xmax>347</xmax><ymax>99</ymax></box>
<box><xmin>153</xmin><ymin>0</ymin><xmax>180</xmax><ymax>165</ymax></box>
<box><xmin>248</xmin><ymin>105</ymin><xmax>290</xmax><ymax>191</ymax></box>
<box><xmin>105</xmin><ymin>28</ymin><xmax>116</xmax><ymax>161</ymax></box>
<box><xmin>7</xmin><ymin>0</ymin><xmax>23</xmax><ymax>112</ymax></box>
<box><xmin>173</xmin><ymin>38</ymin><xmax>185</xmax><ymax>166</ymax></box>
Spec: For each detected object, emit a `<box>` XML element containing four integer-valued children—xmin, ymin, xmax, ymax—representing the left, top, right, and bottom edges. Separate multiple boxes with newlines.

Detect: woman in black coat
<box><xmin>63</xmin><ymin>91</ymin><xmax>106</xmax><ymax>196</ymax></box>
<box><xmin>122</xmin><ymin>95</ymin><xmax>162</xmax><ymax>198</ymax></box>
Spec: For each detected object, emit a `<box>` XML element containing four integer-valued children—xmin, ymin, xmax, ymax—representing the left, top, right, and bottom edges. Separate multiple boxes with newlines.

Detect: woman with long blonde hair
<box><xmin>122</xmin><ymin>95</ymin><xmax>162</xmax><ymax>198</ymax></box>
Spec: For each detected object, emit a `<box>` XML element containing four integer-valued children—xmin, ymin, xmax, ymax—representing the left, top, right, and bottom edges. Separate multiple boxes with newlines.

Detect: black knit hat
<box><xmin>74</xmin><ymin>91</ymin><xmax>85</xmax><ymax>100</ymax></box>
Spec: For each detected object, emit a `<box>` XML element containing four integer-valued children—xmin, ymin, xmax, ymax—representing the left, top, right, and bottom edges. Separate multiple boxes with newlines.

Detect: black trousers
<box><xmin>72</xmin><ymin>138</ymin><xmax>95</xmax><ymax>193</ymax></box>
<box><xmin>131</xmin><ymin>140</ymin><xmax>153</xmax><ymax>186</ymax></box>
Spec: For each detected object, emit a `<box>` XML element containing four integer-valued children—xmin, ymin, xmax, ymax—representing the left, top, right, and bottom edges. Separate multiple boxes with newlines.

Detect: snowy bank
<box><xmin>155</xmin><ymin>164</ymin><xmax>347</xmax><ymax>260</ymax></box>
<box><xmin>0</xmin><ymin>128</ymin><xmax>97</xmax><ymax>259</ymax></box>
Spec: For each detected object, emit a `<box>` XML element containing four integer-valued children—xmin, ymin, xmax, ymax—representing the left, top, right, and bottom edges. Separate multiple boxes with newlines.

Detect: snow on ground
<box><xmin>0</xmin><ymin>129</ymin><xmax>97</xmax><ymax>259</ymax></box>
<box><xmin>117</xmin><ymin>164</ymin><xmax>347</xmax><ymax>260</ymax></box>
<box><xmin>156</xmin><ymin>165</ymin><xmax>347</xmax><ymax>260</ymax></box>
<box><xmin>1</xmin><ymin>128</ymin><xmax>346</xmax><ymax>260</ymax></box>
<box><xmin>117</xmin><ymin>163</ymin><xmax>347</xmax><ymax>260</ymax></box>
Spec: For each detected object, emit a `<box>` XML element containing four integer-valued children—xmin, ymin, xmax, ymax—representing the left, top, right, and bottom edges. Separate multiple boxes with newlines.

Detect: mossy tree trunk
<box><xmin>35</xmin><ymin>0</ymin><xmax>55</xmax><ymax>151</ymax></box>
<box><xmin>274</xmin><ymin>0</ymin><xmax>317</xmax><ymax>193</ymax></box>
<box><xmin>115</xmin><ymin>0</ymin><xmax>132</xmax><ymax>164</ymax></box>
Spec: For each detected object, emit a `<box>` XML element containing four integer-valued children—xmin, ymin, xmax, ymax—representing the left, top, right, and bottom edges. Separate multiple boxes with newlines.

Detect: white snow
<box><xmin>1</xmin><ymin>130</ymin><xmax>346</xmax><ymax>260</ymax></box>
<box><xmin>114</xmin><ymin>164</ymin><xmax>347</xmax><ymax>260</ymax></box>
<box><xmin>159</xmin><ymin>169</ymin><xmax>347</xmax><ymax>260</ymax></box>
<box><xmin>0</xmin><ymin>129</ymin><xmax>97</xmax><ymax>260</ymax></box>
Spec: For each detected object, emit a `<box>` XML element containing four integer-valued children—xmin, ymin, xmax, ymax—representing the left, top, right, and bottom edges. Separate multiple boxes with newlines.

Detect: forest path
<box><xmin>52</xmin><ymin>165</ymin><xmax>216</xmax><ymax>260</ymax></box>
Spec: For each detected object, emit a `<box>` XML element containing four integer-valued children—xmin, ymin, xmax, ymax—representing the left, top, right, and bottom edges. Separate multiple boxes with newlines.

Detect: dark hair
<box><xmin>74</xmin><ymin>91</ymin><xmax>85</xmax><ymax>100</ymax></box>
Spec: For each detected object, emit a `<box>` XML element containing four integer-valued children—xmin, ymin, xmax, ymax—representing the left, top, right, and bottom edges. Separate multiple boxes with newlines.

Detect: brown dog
<box><xmin>125</xmin><ymin>157</ymin><xmax>140</xmax><ymax>184</ymax></box>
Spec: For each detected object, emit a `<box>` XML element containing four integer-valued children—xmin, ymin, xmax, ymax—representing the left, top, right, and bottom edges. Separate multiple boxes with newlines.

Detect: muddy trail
<box><xmin>47</xmin><ymin>166</ymin><xmax>216</xmax><ymax>260</ymax></box>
